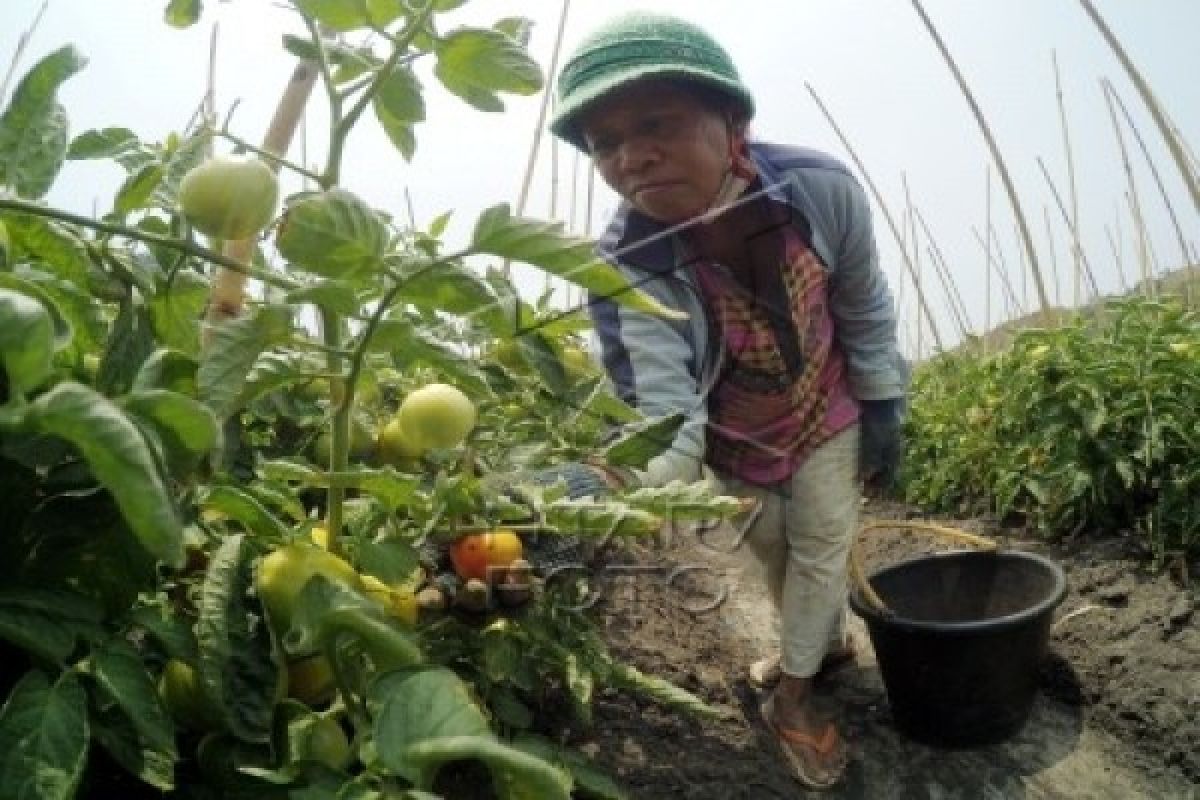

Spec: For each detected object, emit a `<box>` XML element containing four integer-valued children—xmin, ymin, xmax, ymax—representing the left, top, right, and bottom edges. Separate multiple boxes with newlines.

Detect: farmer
<box><xmin>539</xmin><ymin>11</ymin><xmax>909</xmax><ymax>791</ymax></box>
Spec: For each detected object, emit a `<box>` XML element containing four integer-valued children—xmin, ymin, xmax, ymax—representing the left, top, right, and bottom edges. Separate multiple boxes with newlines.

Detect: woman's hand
<box><xmin>859</xmin><ymin>398</ymin><xmax>905</xmax><ymax>491</ymax></box>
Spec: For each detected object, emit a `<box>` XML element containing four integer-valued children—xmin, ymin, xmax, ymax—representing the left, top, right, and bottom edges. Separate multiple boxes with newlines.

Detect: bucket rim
<box><xmin>848</xmin><ymin>548</ymin><xmax>1067</xmax><ymax>634</ymax></box>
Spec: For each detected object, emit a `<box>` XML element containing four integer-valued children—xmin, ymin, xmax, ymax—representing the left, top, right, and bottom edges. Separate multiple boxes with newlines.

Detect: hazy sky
<box><xmin>3</xmin><ymin>1</ymin><xmax>1197</xmax><ymax>354</ymax></box>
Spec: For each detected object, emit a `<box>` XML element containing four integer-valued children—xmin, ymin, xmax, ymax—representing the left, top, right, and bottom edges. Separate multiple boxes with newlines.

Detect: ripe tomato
<box><xmin>256</xmin><ymin>544</ymin><xmax>361</xmax><ymax>633</ymax></box>
<box><xmin>396</xmin><ymin>383</ymin><xmax>476</xmax><ymax>450</ymax></box>
<box><xmin>179</xmin><ymin>155</ymin><xmax>279</xmax><ymax>240</ymax></box>
<box><xmin>449</xmin><ymin>529</ymin><xmax>524</xmax><ymax>583</ymax></box>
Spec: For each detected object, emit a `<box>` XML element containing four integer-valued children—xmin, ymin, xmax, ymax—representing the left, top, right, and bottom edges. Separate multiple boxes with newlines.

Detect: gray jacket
<box><xmin>590</xmin><ymin>141</ymin><xmax>907</xmax><ymax>487</ymax></box>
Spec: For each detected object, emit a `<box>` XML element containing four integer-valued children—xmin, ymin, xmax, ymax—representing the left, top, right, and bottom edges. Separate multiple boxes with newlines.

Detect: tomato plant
<box><xmin>0</xmin><ymin>2</ymin><xmax>749</xmax><ymax>797</ymax></box>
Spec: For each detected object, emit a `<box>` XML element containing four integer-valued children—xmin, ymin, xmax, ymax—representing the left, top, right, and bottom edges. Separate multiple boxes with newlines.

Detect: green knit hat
<box><xmin>550</xmin><ymin>11</ymin><xmax>755</xmax><ymax>151</ymax></box>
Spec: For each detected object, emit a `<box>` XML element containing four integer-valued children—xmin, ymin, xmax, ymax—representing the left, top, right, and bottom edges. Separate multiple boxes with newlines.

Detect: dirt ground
<box><xmin>569</xmin><ymin>502</ymin><xmax>1199</xmax><ymax>799</ymax></box>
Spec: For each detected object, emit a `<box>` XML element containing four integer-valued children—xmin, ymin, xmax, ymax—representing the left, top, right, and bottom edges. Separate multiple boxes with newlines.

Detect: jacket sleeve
<box><xmin>823</xmin><ymin>171</ymin><xmax>908</xmax><ymax>400</ymax></box>
<box><xmin>588</xmin><ymin>270</ymin><xmax>708</xmax><ymax>488</ymax></box>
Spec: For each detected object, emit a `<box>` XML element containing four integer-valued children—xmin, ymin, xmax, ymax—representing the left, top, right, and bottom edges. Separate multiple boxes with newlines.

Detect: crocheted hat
<box><xmin>550</xmin><ymin>11</ymin><xmax>755</xmax><ymax>150</ymax></box>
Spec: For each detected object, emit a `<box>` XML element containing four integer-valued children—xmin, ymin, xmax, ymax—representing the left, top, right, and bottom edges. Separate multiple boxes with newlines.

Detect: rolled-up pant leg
<box><xmin>725</xmin><ymin>425</ymin><xmax>861</xmax><ymax>678</ymax></box>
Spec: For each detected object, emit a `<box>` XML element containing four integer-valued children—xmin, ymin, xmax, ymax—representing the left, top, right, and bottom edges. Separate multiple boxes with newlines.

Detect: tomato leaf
<box><xmin>374</xmin><ymin>65</ymin><xmax>425</xmax><ymax>162</ymax></box>
<box><xmin>195</xmin><ymin>533</ymin><xmax>280</xmax><ymax>743</ymax></box>
<box><xmin>88</xmin><ymin>640</ymin><xmax>178</xmax><ymax>790</ymax></box>
<box><xmin>511</xmin><ymin>734</ymin><xmax>628</xmax><ymax>800</ymax></box>
<box><xmin>276</xmin><ymin>189</ymin><xmax>390</xmax><ymax>279</ymax></box>
<box><xmin>0</xmin><ymin>46</ymin><xmax>87</xmax><ymax>200</ymax></box>
<box><xmin>148</xmin><ymin>268</ymin><xmax>208</xmax><ymax>355</ymax></box>
<box><xmin>24</xmin><ymin>382</ymin><xmax>185</xmax><ymax>568</ymax></box>
<box><xmin>293</xmin><ymin>0</ymin><xmax>377</xmax><ymax>32</ymax></box>
<box><xmin>0</xmin><ymin>288</ymin><xmax>57</xmax><ymax>396</ymax></box>
<box><xmin>0</xmin><ymin>588</ymin><xmax>103</xmax><ymax>664</ymax></box>
<box><xmin>121</xmin><ymin>389</ymin><xmax>219</xmax><ymax>469</ymax></box>
<box><xmin>602</xmin><ymin>412</ymin><xmax>686</xmax><ymax>469</ymax></box>
<box><xmin>114</xmin><ymin>163</ymin><xmax>165</xmax><ymax>214</ymax></box>
<box><xmin>198</xmin><ymin>304</ymin><xmax>293</xmax><ymax>419</ymax></box>
<box><xmin>620</xmin><ymin>480</ymin><xmax>750</xmax><ymax>522</ymax></box>
<box><xmin>2</xmin><ymin>214</ymin><xmax>91</xmax><ymax>288</ymax></box>
<box><xmin>164</xmin><ymin>0</ymin><xmax>203</xmax><ymax>28</ymax></box>
<box><xmin>131</xmin><ymin>348</ymin><xmax>198</xmax><ymax>394</ymax></box>
<box><xmin>236</xmin><ymin>351</ymin><xmax>325</xmax><ymax>410</ymax></box>
<box><xmin>0</xmin><ymin>671</ymin><xmax>89</xmax><ymax>800</ymax></box>
<box><xmin>434</xmin><ymin>28</ymin><xmax>543</xmax><ymax>112</ymax></box>
<box><xmin>201</xmin><ymin>485</ymin><xmax>292</xmax><ymax>542</ymax></box>
<box><xmin>470</xmin><ymin>205</ymin><xmax>686</xmax><ymax>320</ymax></box>
<box><xmin>400</xmin><ymin>735</ymin><xmax>573</xmax><ymax>799</ymax></box>
<box><xmin>67</xmin><ymin>127</ymin><xmax>140</xmax><ymax>160</ymax></box>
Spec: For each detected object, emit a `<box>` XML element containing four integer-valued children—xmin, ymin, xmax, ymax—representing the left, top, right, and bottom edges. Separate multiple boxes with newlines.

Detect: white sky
<box><xmin>4</xmin><ymin>1</ymin><xmax>1198</xmax><ymax>355</ymax></box>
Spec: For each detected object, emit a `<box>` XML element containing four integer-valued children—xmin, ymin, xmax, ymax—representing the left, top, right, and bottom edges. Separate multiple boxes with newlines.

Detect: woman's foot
<box><xmin>761</xmin><ymin>683</ymin><xmax>849</xmax><ymax>790</ymax></box>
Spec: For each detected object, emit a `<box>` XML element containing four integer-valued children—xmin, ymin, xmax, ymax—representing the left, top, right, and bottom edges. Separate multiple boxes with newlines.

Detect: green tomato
<box><xmin>396</xmin><ymin>383</ymin><xmax>476</xmax><ymax>450</ymax></box>
<box><xmin>179</xmin><ymin>155</ymin><xmax>279</xmax><ymax>240</ymax></box>
<box><xmin>298</xmin><ymin>716</ymin><xmax>352</xmax><ymax>770</ymax></box>
<box><xmin>256</xmin><ymin>544</ymin><xmax>361</xmax><ymax>634</ymax></box>
<box><xmin>376</xmin><ymin>417</ymin><xmax>425</xmax><ymax>466</ymax></box>
<box><xmin>158</xmin><ymin>659</ymin><xmax>221</xmax><ymax>731</ymax></box>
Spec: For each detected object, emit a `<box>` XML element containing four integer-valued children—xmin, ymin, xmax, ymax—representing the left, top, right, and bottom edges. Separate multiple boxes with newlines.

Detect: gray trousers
<box><xmin>721</xmin><ymin>425</ymin><xmax>861</xmax><ymax>678</ymax></box>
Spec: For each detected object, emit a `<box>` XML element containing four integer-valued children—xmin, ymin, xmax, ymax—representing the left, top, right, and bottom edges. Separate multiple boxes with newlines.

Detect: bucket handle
<box><xmin>850</xmin><ymin>520</ymin><xmax>1000</xmax><ymax>616</ymax></box>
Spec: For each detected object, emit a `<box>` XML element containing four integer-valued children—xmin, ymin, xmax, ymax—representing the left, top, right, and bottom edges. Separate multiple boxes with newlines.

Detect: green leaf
<box><xmin>366</xmin><ymin>0</ymin><xmax>406</xmax><ymax>29</ymax></box>
<box><xmin>131</xmin><ymin>348</ymin><xmax>199</xmax><ymax>394</ymax></box>
<box><xmin>511</xmin><ymin>734</ymin><xmax>628</xmax><ymax>800</ymax></box>
<box><xmin>120</xmin><ymin>389</ymin><xmax>219</xmax><ymax>466</ymax></box>
<box><xmin>6</xmin><ymin>492</ymin><xmax>159</xmax><ymax>619</ymax></box>
<box><xmin>2</xmin><ymin>214</ymin><xmax>90</xmax><ymax>288</ymax></box>
<box><xmin>201</xmin><ymin>485</ymin><xmax>292</xmax><ymax>541</ymax></box>
<box><xmin>67</xmin><ymin>127</ymin><xmax>140</xmax><ymax>160</ymax></box>
<box><xmin>434</xmin><ymin>28</ymin><xmax>543</xmax><ymax>112</ymax></box>
<box><xmin>285</xmin><ymin>280</ymin><xmax>362</xmax><ymax>315</ymax></box>
<box><xmin>148</xmin><ymin>268</ymin><xmax>208</xmax><ymax>355</ymax></box>
<box><xmin>603</xmin><ymin>413</ymin><xmax>686</xmax><ymax>469</ymax></box>
<box><xmin>96</xmin><ymin>297</ymin><xmax>159</xmax><ymax>396</ymax></box>
<box><xmin>0</xmin><ymin>588</ymin><xmax>104</xmax><ymax>664</ymax></box>
<box><xmin>236</xmin><ymin>351</ymin><xmax>324</xmax><ymax>410</ymax></box>
<box><xmin>0</xmin><ymin>272</ymin><xmax>76</xmax><ymax>354</ymax></box>
<box><xmin>281</xmin><ymin>36</ymin><xmax>380</xmax><ymax>84</ymax></box>
<box><xmin>355</xmin><ymin>539</ymin><xmax>422</xmax><ymax>590</ymax></box>
<box><xmin>370</xmin><ymin>667</ymin><xmax>490</xmax><ymax>783</ymax></box>
<box><xmin>293</xmin><ymin>0</ymin><xmax>375</xmax><ymax>32</ymax></box>
<box><xmin>25</xmin><ymin>381</ymin><xmax>184</xmax><ymax>567</ymax></box>
<box><xmin>0</xmin><ymin>671</ymin><xmax>89</xmax><ymax>800</ymax></box>
<box><xmin>607</xmin><ymin>661</ymin><xmax>727</xmax><ymax>719</ymax></box>
<box><xmin>196</xmin><ymin>533</ymin><xmax>279</xmax><ymax>743</ymax></box>
<box><xmin>621</xmin><ymin>480</ymin><xmax>748</xmax><ymax>521</ymax></box>
<box><xmin>393</xmin><ymin>258</ymin><xmax>498</xmax><ymax>319</ymax></box>
<box><xmin>471</xmin><ymin>205</ymin><xmax>685</xmax><ymax>320</ymax></box>
<box><xmin>164</xmin><ymin>0</ymin><xmax>203</xmax><ymax>28</ymax></box>
<box><xmin>198</xmin><ymin>304</ymin><xmax>293</xmax><ymax>419</ymax></box>
<box><xmin>89</xmin><ymin>640</ymin><xmax>178</xmax><ymax>790</ymax></box>
<box><xmin>403</xmin><ymin>736</ymin><xmax>572</xmax><ymax>799</ymax></box>
<box><xmin>0</xmin><ymin>46</ymin><xmax>87</xmax><ymax>199</ymax></box>
<box><xmin>276</xmin><ymin>189</ymin><xmax>389</xmax><ymax>279</ymax></box>
<box><xmin>114</xmin><ymin>164</ymin><xmax>165</xmax><ymax>214</ymax></box>
<box><xmin>367</xmin><ymin>315</ymin><xmax>488</xmax><ymax>396</ymax></box>
<box><xmin>373</xmin><ymin>66</ymin><xmax>424</xmax><ymax>162</ymax></box>
<box><xmin>0</xmin><ymin>288</ymin><xmax>56</xmax><ymax>396</ymax></box>
<box><xmin>494</xmin><ymin>18</ymin><xmax>534</xmax><ymax>48</ymax></box>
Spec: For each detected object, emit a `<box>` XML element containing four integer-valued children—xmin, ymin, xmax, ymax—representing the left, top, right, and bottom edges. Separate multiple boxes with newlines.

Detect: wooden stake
<box><xmin>1052</xmin><ymin>51</ymin><xmax>1083</xmax><ymax>310</ymax></box>
<box><xmin>1100</xmin><ymin>78</ymin><xmax>1152</xmax><ymax>297</ymax></box>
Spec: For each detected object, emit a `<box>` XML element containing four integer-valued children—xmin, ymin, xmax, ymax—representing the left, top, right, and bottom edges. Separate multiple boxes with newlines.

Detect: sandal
<box><xmin>748</xmin><ymin>638</ymin><xmax>857</xmax><ymax>689</ymax></box>
<box><xmin>760</xmin><ymin>698</ymin><xmax>849</xmax><ymax>790</ymax></box>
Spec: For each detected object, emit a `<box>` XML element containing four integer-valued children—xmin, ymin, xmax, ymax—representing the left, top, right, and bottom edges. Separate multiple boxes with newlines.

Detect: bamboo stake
<box><xmin>910</xmin><ymin>0</ymin><xmax>1051</xmax><ymax>315</ymax></box>
<box><xmin>984</xmin><ymin>166</ymin><xmax>992</xmax><ymax>345</ymax></box>
<box><xmin>206</xmin><ymin>59</ymin><xmax>319</xmax><ymax>323</ymax></box>
<box><xmin>1044</xmin><ymin>205</ymin><xmax>1061</xmax><ymax>308</ymax></box>
<box><xmin>1113</xmin><ymin>203</ymin><xmax>1130</xmax><ymax>293</ymax></box>
<box><xmin>1077</xmin><ymin>0</ymin><xmax>1199</xmax><ymax>213</ymax></box>
<box><xmin>974</xmin><ymin>226</ymin><xmax>1023</xmax><ymax>320</ymax></box>
<box><xmin>902</xmin><ymin>175</ymin><xmax>926</xmax><ymax>357</ymax></box>
<box><xmin>1016</xmin><ymin>222</ymin><xmax>1028</xmax><ymax>311</ymax></box>
<box><xmin>1036</xmin><ymin>157</ymin><xmax>1101</xmax><ymax>301</ymax></box>
<box><xmin>1052</xmin><ymin>51</ymin><xmax>1083</xmax><ymax>310</ymax></box>
<box><xmin>1100</xmin><ymin>78</ymin><xmax>1152</xmax><ymax>297</ymax></box>
<box><xmin>1105</xmin><ymin>79</ymin><xmax>1194</xmax><ymax>302</ymax></box>
<box><xmin>806</xmin><ymin>85</ymin><xmax>945</xmax><ymax>353</ymax></box>
<box><xmin>1104</xmin><ymin>224</ymin><xmax>1126</xmax><ymax>293</ymax></box>
<box><xmin>0</xmin><ymin>0</ymin><xmax>48</xmax><ymax>103</ymax></box>
<box><xmin>914</xmin><ymin>207</ymin><xmax>972</xmax><ymax>333</ymax></box>
<box><xmin>987</xmin><ymin>223</ymin><xmax>1024</xmax><ymax>319</ymax></box>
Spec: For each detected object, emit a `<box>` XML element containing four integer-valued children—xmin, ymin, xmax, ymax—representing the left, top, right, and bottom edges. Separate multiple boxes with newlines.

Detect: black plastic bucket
<box><xmin>849</xmin><ymin>549</ymin><xmax>1066</xmax><ymax>748</ymax></box>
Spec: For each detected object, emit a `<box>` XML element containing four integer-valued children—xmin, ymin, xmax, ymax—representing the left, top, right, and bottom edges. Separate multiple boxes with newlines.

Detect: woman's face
<box><xmin>579</xmin><ymin>80</ymin><xmax>734</xmax><ymax>225</ymax></box>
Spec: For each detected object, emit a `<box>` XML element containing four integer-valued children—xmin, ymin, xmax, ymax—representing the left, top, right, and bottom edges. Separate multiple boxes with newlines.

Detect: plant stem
<box><xmin>0</xmin><ymin>195</ymin><xmax>296</xmax><ymax>290</ymax></box>
<box><xmin>320</xmin><ymin>306</ymin><xmax>349</xmax><ymax>557</ymax></box>
<box><xmin>210</xmin><ymin>127</ymin><xmax>325</xmax><ymax>184</ymax></box>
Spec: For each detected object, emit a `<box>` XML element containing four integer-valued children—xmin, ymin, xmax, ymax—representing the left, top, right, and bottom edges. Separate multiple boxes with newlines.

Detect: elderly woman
<box><xmin>543</xmin><ymin>11</ymin><xmax>907</xmax><ymax>790</ymax></box>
